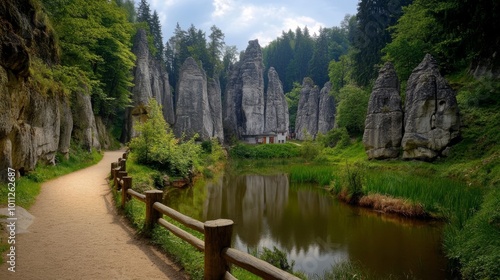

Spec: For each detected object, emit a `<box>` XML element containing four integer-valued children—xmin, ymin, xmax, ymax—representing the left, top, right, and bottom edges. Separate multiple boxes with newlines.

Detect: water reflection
<box><xmin>166</xmin><ymin>173</ymin><xmax>449</xmax><ymax>279</ymax></box>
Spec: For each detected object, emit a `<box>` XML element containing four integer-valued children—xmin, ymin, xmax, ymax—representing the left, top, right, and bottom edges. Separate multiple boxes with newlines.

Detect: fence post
<box><xmin>117</xmin><ymin>171</ymin><xmax>127</xmax><ymax>190</ymax></box>
<box><xmin>120</xmin><ymin>159</ymin><xmax>127</xmax><ymax>171</ymax></box>
<box><xmin>144</xmin><ymin>190</ymin><xmax>163</xmax><ymax>236</ymax></box>
<box><xmin>204</xmin><ymin>219</ymin><xmax>234</xmax><ymax>279</ymax></box>
<box><xmin>110</xmin><ymin>162</ymin><xmax>118</xmax><ymax>179</ymax></box>
<box><xmin>122</xmin><ymin>152</ymin><xmax>128</xmax><ymax>159</ymax></box>
<box><xmin>121</xmin><ymin>176</ymin><xmax>132</xmax><ymax>209</ymax></box>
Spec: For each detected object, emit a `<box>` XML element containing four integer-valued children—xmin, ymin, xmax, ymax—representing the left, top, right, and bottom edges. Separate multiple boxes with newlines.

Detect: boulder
<box><xmin>402</xmin><ymin>54</ymin><xmax>460</xmax><ymax>160</ymax></box>
<box><xmin>174</xmin><ymin>57</ymin><xmax>213</xmax><ymax>140</ymax></box>
<box><xmin>264</xmin><ymin>67</ymin><xmax>289</xmax><ymax>134</ymax></box>
<box><xmin>363</xmin><ymin>62</ymin><xmax>403</xmax><ymax>159</ymax></box>
<box><xmin>295</xmin><ymin>78</ymin><xmax>319</xmax><ymax>140</ymax></box>
<box><xmin>317</xmin><ymin>82</ymin><xmax>336</xmax><ymax>134</ymax></box>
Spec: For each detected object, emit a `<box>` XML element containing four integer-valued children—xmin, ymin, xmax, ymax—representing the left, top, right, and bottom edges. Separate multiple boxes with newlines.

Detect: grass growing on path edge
<box><xmin>0</xmin><ymin>147</ymin><xmax>103</xmax><ymax>263</ymax></box>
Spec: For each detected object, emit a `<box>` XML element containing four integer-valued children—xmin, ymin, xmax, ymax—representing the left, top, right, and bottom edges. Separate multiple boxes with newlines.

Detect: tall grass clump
<box><xmin>363</xmin><ymin>171</ymin><xmax>483</xmax><ymax>223</ymax></box>
<box><xmin>288</xmin><ymin>165</ymin><xmax>337</xmax><ymax>186</ymax></box>
<box><xmin>443</xmin><ymin>187</ymin><xmax>500</xmax><ymax>279</ymax></box>
<box><xmin>230</xmin><ymin>143</ymin><xmax>301</xmax><ymax>159</ymax></box>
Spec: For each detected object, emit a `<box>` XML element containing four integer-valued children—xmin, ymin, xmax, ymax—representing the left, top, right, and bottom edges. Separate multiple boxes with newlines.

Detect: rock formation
<box><xmin>207</xmin><ymin>78</ymin><xmax>224</xmax><ymax>142</ymax></box>
<box><xmin>174</xmin><ymin>57</ymin><xmax>214</xmax><ymax>140</ymax></box>
<box><xmin>402</xmin><ymin>54</ymin><xmax>460</xmax><ymax>160</ymax></box>
<box><xmin>240</xmin><ymin>40</ymin><xmax>265</xmax><ymax>136</ymax></box>
<box><xmin>223</xmin><ymin>40</ymin><xmax>266</xmax><ymax>139</ymax></box>
<box><xmin>317</xmin><ymin>82</ymin><xmax>336</xmax><ymax>134</ymax></box>
<box><xmin>71</xmin><ymin>88</ymin><xmax>101</xmax><ymax>151</ymax></box>
<box><xmin>223</xmin><ymin>40</ymin><xmax>290</xmax><ymax>142</ymax></box>
<box><xmin>264</xmin><ymin>67</ymin><xmax>289</xmax><ymax>134</ymax></box>
<box><xmin>295</xmin><ymin>79</ymin><xmax>336</xmax><ymax>140</ymax></box>
<box><xmin>0</xmin><ymin>0</ymin><xmax>98</xmax><ymax>180</ymax></box>
<box><xmin>123</xmin><ymin>29</ymin><xmax>174</xmax><ymax>142</ymax></box>
<box><xmin>363</xmin><ymin>62</ymin><xmax>403</xmax><ymax>159</ymax></box>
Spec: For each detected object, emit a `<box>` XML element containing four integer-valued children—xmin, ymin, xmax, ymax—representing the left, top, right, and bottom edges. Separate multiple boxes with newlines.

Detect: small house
<box><xmin>242</xmin><ymin>131</ymin><xmax>288</xmax><ymax>144</ymax></box>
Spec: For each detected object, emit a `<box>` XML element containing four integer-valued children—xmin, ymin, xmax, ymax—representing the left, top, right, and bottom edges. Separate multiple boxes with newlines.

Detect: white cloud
<box><xmin>212</xmin><ymin>0</ymin><xmax>234</xmax><ymax>18</ymax></box>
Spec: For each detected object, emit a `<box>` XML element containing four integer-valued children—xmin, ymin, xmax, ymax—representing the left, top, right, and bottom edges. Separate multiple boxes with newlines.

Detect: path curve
<box><xmin>0</xmin><ymin>150</ymin><xmax>187</xmax><ymax>280</ymax></box>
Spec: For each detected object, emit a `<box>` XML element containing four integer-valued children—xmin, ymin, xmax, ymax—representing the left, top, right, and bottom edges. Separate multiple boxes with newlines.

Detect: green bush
<box><xmin>317</xmin><ymin>127</ymin><xmax>350</xmax><ymax>148</ymax></box>
<box><xmin>335</xmin><ymin>85</ymin><xmax>369</xmax><ymax>135</ymax></box>
<box><xmin>128</xmin><ymin>99</ymin><xmax>201</xmax><ymax>178</ymax></box>
<box><xmin>230</xmin><ymin>143</ymin><xmax>301</xmax><ymax>159</ymax></box>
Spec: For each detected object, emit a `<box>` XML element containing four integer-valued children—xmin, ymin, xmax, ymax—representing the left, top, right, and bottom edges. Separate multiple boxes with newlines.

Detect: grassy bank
<box><xmin>112</xmin><ymin>155</ymin><xmax>270</xmax><ymax>280</ymax></box>
<box><xmin>0</xmin><ymin>146</ymin><xmax>103</xmax><ymax>263</ymax></box>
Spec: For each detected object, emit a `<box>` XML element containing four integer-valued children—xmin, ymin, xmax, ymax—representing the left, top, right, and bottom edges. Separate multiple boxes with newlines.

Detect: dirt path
<box><xmin>0</xmin><ymin>150</ymin><xmax>187</xmax><ymax>280</ymax></box>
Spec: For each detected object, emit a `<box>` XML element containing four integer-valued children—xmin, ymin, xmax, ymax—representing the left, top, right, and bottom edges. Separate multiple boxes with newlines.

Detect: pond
<box><xmin>165</xmin><ymin>173</ymin><xmax>450</xmax><ymax>279</ymax></box>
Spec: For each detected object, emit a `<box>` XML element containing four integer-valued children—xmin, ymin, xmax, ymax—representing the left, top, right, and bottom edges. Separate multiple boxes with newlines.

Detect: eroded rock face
<box><xmin>363</xmin><ymin>62</ymin><xmax>403</xmax><ymax>159</ymax></box>
<box><xmin>174</xmin><ymin>57</ymin><xmax>213</xmax><ymax>140</ymax></box>
<box><xmin>207</xmin><ymin>78</ymin><xmax>224</xmax><ymax>142</ymax></box>
<box><xmin>0</xmin><ymin>0</ymin><xmax>77</xmax><ymax>180</ymax></box>
<box><xmin>240</xmin><ymin>40</ymin><xmax>265</xmax><ymax>136</ymax></box>
<box><xmin>124</xmin><ymin>29</ymin><xmax>174</xmax><ymax>142</ymax></box>
<box><xmin>402</xmin><ymin>54</ymin><xmax>460</xmax><ymax>160</ymax></box>
<box><xmin>317</xmin><ymin>82</ymin><xmax>336</xmax><ymax>135</ymax></box>
<box><xmin>71</xmin><ymin>88</ymin><xmax>101</xmax><ymax>151</ymax></box>
<box><xmin>223</xmin><ymin>40</ymin><xmax>290</xmax><ymax>142</ymax></box>
<box><xmin>264</xmin><ymin>67</ymin><xmax>289</xmax><ymax>134</ymax></box>
<box><xmin>295</xmin><ymin>78</ymin><xmax>319</xmax><ymax>140</ymax></box>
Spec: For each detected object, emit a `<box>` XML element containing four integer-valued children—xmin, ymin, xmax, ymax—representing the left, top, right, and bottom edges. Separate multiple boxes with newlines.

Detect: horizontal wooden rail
<box><xmin>157</xmin><ymin>218</ymin><xmax>205</xmax><ymax>252</ymax></box>
<box><xmin>110</xmin><ymin>154</ymin><xmax>301</xmax><ymax>280</ymax></box>
<box><xmin>224</xmin><ymin>248</ymin><xmax>300</xmax><ymax>280</ymax></box>
<box><xmin>153</xmin><ymin>202</ymin><xmax>205</xmax><ymax>233</ymax></box>
<box><xmin>127</xmin><ymin>189</ymin><xmax>145</xmax><ymax>202</ymax></box>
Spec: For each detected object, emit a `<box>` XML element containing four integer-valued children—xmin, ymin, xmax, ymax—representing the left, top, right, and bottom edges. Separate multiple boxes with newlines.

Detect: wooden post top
<box><xmin>204</xmin><ymin>219</ymin><xmax>234</xmax><ymax>228</ymax></box>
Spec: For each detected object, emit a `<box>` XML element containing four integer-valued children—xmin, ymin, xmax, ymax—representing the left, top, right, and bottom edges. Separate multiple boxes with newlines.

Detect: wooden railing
<box><xmin>110</xmin><ymin>153</ymin><xmax>300</xmax><ymax>280</ymax></box>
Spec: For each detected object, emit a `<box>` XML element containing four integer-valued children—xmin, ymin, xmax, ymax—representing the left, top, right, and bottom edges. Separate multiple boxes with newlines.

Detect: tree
<box><xmin>136</xmin><ymin>0</ymin><xmax>151</xmax><ymax>23</ymax></box>
<box><xmin>207</xmin><ymin>25</ymin><xmax>225</xmax><ymax>77</ymax></box>
<box><xmin>285</xmin><ymin>82</ymin><xmax>302</xmax><ymax>133</ymax></box>
<box><xmin>42</xmin><ymin>0</ymin><xmax>136</xmax><ymax>120</ymax></box>
<box><xmin>329</xmin><ymin>54</ymin><xmax>352</xmax><ymax>93</ymax></box>
<box><xmin>335</xmin><ymin>85</ymin><xmax>369</xmax><ymax>135</ymax></box>
<box><xmin>308</xmin><ymin>28</ymin><xmax>330</xmax><ymax>87</ymax></box>
<box><xmin>150</xmin><ymin>10</ymin><xmax>164</xmax><ymax>60</ymax></box>
<box><xmin>351</xmin><ymin>0</ymin><xmax>412</xmax><ymax>86</ymax></box>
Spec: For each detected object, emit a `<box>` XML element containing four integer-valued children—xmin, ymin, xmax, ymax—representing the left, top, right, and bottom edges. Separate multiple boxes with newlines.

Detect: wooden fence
<box><xmin>110</xmin><ymin>153</ymin><xmax>300</xmax><ymax>280</ymax></box>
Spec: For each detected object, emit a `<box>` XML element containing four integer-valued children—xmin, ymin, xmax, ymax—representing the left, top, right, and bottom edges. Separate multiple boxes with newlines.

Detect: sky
<box><xmin>140</xmin><ymin>0</ymin><xmax>360</xmax><ymax>52</ymax></box>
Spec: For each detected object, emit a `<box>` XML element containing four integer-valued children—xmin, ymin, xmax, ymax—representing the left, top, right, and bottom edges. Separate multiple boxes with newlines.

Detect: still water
<box><xmin>165</xmin><ymin>173</ymin><xmax>449</xmax><ymax>279</ymax></box>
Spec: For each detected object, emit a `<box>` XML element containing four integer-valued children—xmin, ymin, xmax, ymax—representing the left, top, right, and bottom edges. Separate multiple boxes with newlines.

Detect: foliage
<box><xmin>42</xmin><ymin>0</ymin><xmax>136</xmax><ymax>120</ymax></box>
<box><xmin>382</xmin><ymin>0</ymin><xmax>438</xmax><ymax>82</ymax></box>
<box><xmin>328</xmin><ymin>55</ymin><xmax>352</xmax><ymax>93</ymax></box>
<box><xmin>230</xmin><ymin>143</ymin><xmax>301</xmax><ymax>159</ymax></box>
<box><xmin>299</xmin><ymin>137</ymin><xmax>322</xmax><ymax>162</ymax></box>
<box><xmin>285</xmin><ymin>82</ymin><xmax>301</xmax><ymax>132</ymax></box>
<box><xmin>317</xmin><ymin>127</ymin><xmax>350</xmax><ymax>148</ymax></box>
<box><xmin>335</xmin><ymin>85</ymin><xmax>370</xmax><ymax>135</ymax></box>
<box><xmin>350</xmin><ymin>0</ymin><xmax>412</xmax><ymax>86</ymax></box>
<box><xmin>444</xmin><ymin>187</ymin><xmax>500</xmax><ymax>280</ymax></box>
<box><xmin>128</xmin><ymin>99</ymin><xmax>202</xmax><ymax>178</ymax></box>
<box><xmin>263</xmin><ymin>25</ymin><xmax>351</xmax><ymax>93</ymax></box>
<box><xmin>258</xmin><ymin>246</ymin><xmax>296</xmax><ymax>273</ymax></box>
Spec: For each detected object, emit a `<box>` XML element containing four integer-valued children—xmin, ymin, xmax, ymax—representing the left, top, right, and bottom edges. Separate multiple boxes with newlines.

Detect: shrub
<box><xmin>317</xmin><ymin>127</ymin><xmax>350</xmax><ymax>148</ymax></box>
<box><xmin>128</xmin><ymin>99</ymin><xmax>201</xmax><ymax>178</ymax></box>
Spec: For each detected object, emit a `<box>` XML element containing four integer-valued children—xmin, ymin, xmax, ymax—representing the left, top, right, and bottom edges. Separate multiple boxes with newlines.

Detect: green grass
<box><xmin>288</xmin><ymin>165</ymin><xmax>337</xmax><ymax>186</ymax></box>
<box><xmin>363</xmin><ymin>170</ymin><xmax>483</xmax><ymax>224</ymax></box>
